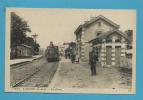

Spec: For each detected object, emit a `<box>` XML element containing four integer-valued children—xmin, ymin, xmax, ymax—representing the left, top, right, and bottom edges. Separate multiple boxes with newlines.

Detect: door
<box><xmin>106</xmin><ymin>46</ymin><xmax>112</xmax><ymax>65</ymax></box>
<box><xmin>115</xmin><ymin>46</ymin><xmax>121</xmax><ymax>65</ymax></box>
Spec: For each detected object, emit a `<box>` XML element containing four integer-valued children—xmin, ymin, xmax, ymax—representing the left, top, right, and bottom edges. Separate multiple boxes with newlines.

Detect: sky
<box><xmin>8</xmin><ymin>8</ymin><xmax>136</xmax><ymax>49</ymax></box>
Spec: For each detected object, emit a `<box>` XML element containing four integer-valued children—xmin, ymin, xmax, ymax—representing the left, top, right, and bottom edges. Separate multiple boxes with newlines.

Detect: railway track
<box><xmin>12</xmin><ymin>68</ymin><xmax>40</xmax><ymax>87</ymax></box>
<box><xmin>10</xmin><ymin>58</ymin><xmax>59</xmax><ymax>87</ymax></box>
<box><xmin>19</xmin><ymin>62</ymin><xmax>59</xmax><ymax>87</ymax></box>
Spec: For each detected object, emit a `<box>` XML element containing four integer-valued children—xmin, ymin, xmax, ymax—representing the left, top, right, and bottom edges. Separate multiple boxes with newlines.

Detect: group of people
<box><xmin>70</xmin><ymin>48</ymin><xmax>98</xmax><ymax>76</ymax></box>
<box><xmin>65</xmin><ymin>47</ymin><xmax>98</xmax><ymax>76</ymax></box>
<box><xmin>64</xmin><ymin>48</ymin><xmax>71</xmax><ymax>59</ymax></box>
<box><xmin>70</xmin><ymin>50</ymin><xmax>79</xmax><ymax>63</ymax></box>
<box><xmin>64</xmin><ymin>48</ymin><xmax>79</xmax><ymax>63</ymax></box>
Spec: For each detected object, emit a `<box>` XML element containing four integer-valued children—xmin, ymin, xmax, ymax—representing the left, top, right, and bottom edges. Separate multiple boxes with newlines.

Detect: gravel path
<box><xmin>49</xmin><ymin>59</ymin><xmax>132</xmax><ymax>90</ymax></box>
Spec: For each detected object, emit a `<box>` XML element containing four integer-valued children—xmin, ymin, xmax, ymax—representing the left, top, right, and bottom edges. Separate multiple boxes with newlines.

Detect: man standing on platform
<box><xmin>89</xmin><ymin>48</ymin><xmax>98</xmax><ymax>76</ymax></box>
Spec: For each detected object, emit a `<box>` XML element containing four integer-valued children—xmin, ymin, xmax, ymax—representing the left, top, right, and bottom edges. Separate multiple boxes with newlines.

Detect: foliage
<box><xmin>26</xmin><ymin>37</ymin><xmax>40</xmax><ymax>55</ymax></box>
<box><xmin>69</xmin><ymin>42</ymin><xmax>76</xmax><ymax>49</ymax></box>
<box><xmin>11</xmin><ymin>12</ymin><xmax>40</xmax><ymax>58</ymax></box>
<box><xmin>11</xmin><ymin>12</ymin><xmax>31</xmax><ymax>48</ymax></box>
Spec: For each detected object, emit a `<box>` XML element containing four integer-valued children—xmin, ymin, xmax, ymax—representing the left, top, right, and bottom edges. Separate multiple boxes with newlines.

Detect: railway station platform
<box><xmin>48</xmin><ymin>57</ymin><xmax>132</xmax><ymax>91</ymax></box>
<box><xmin>10</xmin><ymin>55</ymin><xmax>43</xmax><ymax>65</ymax></box>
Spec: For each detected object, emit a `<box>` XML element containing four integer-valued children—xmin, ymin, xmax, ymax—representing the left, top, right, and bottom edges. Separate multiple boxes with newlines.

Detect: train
<box><xmin>45</xmin><ymin>46</ymin><xmax>60</xmax><ymax>62</ymax></box>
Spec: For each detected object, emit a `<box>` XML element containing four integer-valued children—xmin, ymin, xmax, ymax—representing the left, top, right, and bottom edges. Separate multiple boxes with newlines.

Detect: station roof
<box><xmin>88</xmin><ymin>29</ymin><xmax>130</xmax><ymax>43</ymax></box>
<box><xmin>19</xmin><ymin>44</ymin><xmax>32</xmax><ymax>49</ymax></box>
<box><xmin>74</xmin><ymin>15</ymin><xmax>120</xmax><ymax>34</ymax></box>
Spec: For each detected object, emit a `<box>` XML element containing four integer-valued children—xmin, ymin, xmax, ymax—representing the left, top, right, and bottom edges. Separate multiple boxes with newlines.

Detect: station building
<box><xmin>74</xmin><ymin>15</ymin><xmax>132</xmax><ymax>67</ymax></box>
<box><xmin>11</xmin><ymin>44</ymin><xmax>33</xmax><ymax>59</ymax></box>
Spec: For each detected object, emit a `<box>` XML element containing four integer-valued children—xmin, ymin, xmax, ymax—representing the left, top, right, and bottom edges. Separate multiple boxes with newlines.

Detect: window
<box><xmin>106</xmin><ymin>39</ymin><xmax>112</xmax><ymax>43</ymax></box>
<box><xmin>97</xmin><ymin>33</ymin><xmax>101</xmax><ymax>36</ymax></box>
<box><xmin>98</xmin><ymin>22</ymin><xmax>101</xmax><ymax>27</ymax></box>
<box><xmin>115</xmin><ymin>39</ymin><xmax>121</xmax><ymax>43</ymax></box>
<box><xmin>127</xmin><ymin>45</ymin><xmax>132</xmax><ymax>49</ymax></box>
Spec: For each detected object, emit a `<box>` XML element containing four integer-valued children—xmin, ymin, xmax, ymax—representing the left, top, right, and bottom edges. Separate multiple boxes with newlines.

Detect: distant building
<box><xmin>59</xmin><ymin>43</ymin><xmax>70</xmax><ymax>55</ymax></box>
<box><xmin>74</xmin><ymin>15</ymin><xmax>132</xmax><ymax>67</ymax></box>
<box><xmin>59</xmin><ymin>45</ymin><xmax>66</xmax><ymax>56</ymax></box>
<box><xmin>11</xmin><ymin>44</ymin><xmax>33</xmax><ymax>59</ymax></box>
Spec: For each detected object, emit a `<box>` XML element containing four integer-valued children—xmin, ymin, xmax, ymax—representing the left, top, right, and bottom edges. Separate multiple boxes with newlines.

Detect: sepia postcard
<box><xmin>5</xmin><ymin>8</ymin><xmax>136</xmax><ymax>94</ymax></box>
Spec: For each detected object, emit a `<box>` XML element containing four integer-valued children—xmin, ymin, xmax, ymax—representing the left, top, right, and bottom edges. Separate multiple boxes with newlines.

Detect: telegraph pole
<box><xmin>32</xmin><ymin>33</ymin><xmax>38</xmax><ymax>43</ymax></box>
<box><xmin>32</xmin><ymin>33</ymin><xmax>38</xmax><ymax>55</ymax></box>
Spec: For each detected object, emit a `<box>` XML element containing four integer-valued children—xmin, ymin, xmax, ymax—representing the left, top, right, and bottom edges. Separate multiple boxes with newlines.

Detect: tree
<box><xmin>125</xmin><ymin>30</ymin><xmax>133</xmax><ymax>42</ymax></box>
<box><xmin>26</xmin><ymin>37</ymin><xmax>40</xmax><ymax>55</ymax></box>
<box><xmin>125</xmin><ymin>30</ymin><xmax>133</xmax><ymax>49</ymax></box>
<box><xmin>11</xmin><ymin>12</ymin><xmax>31</xmax><ymax>57</ymax></box>
<box><xmin>69</xmin><ymin>42</ymin><xmax>76</xmax><ymax>49</ymax></box>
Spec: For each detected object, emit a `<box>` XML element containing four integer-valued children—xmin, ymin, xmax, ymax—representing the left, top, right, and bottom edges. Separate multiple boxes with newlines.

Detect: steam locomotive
<box><xmin>45</xmin><ymin>46</ymin><xmax>60</xmax><ymax>62</ymax></box>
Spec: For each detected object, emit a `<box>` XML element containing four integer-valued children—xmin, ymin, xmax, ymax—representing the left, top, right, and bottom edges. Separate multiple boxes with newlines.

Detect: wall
<box><xmin>82</xmin><ymin>19</ymin><xmax>116</xmax><ymax>61</ymax></box>
<box><xmin>84</xmin><ymin>19</ymin><xmax>116</xmax><ymax>42</ymax></box>
<box><xmin>17</xmin><ymin>46</ymin><xmax>32</xmax><ymax>57</ymax></box>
